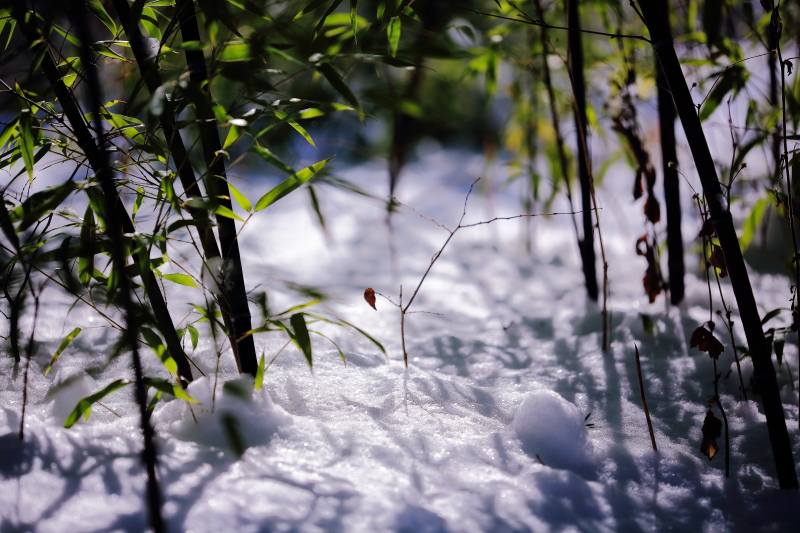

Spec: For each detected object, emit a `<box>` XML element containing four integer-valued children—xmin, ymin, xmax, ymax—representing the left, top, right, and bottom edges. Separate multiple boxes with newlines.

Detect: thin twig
<box><xmin>634</xmin><ymin>345</ymin><xmax>657</xmax><ymax>452</ymax></box>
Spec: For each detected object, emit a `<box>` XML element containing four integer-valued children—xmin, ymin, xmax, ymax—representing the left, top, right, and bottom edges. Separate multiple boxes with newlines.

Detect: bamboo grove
<box><xmin>1</xmin><ymin>0</ymin><xmax>799</xmax><ymax>529</ymax></box>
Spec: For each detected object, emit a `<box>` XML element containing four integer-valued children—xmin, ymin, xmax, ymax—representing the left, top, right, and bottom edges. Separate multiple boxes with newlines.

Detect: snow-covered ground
<box><xmin>1</xmin><ymin>149</ymin><xmax>799</xmax><ymax>532</ymax></box>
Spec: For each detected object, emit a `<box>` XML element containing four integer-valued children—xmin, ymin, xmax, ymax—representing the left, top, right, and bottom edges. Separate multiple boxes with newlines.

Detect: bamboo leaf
<box><xmin>739</xmin><ymin>198</ymin><xmax>768</xmax><ymax>252</ymax></box>
<box><xmin>251</xmin><ymin>144</ymin><xmax>296</xmax><ymax>174</ymax></box>
<box><xmin>254</xmin><ymin>351</ymin><xmax>266</xmax><ymax>390</ymax></box>
<box><xmin>78</xmin><ymin>205</ymin><xmax>95</xmax><ymax>286</ymax></box>
<box><xmin>187</xmin><ymin>325</ymin><xmax>199</xmax><ymax>350</ymax></box>
<box><xmin>350</xmin><ymin>0</ymin><xmax>358</xmax><ymax>42</ymax></box>
<box><xmin>387</xmin><ymin>17</ymin><xmax>401</xmax><ymax>57</ymax></box>
<box><xmin>64</xmin><ymin>379</ymin><xmax>131</xmax><ymax>428</ymax></box>
<box><xmin>45</xmin><ymin>328</ymin><xmax>82</xmax><ymax>376</ymax></box>
<box><xmin>162</xmin><ymin>273</ymin><xmax>198</xmax><ymax>288</ymax></box>
<box><xmin>87</xmin><ymin>0</ymin><xmax>118</xmax><ymax>36</ymax></box>
<box><xmin>228</xmin><ymin>183</ymin><xmax>252</xmax><ymax>212</ymax></box>
<box><xmin>141</xmin><ymin>327</ymin><xmax>179</xmax><ymax>375</ymax></box>
<box><xmin>274</xmin><ymin>110</ymin><xmax>316</xmax><ymax>148</ymax></box>
<box><xmin>312</xmin><ymin>0</ymin><xmax>345</xmax><ymax>40</ymax></box>
<box><xmin>214</xmin><ymin>204</ymin><xmax>245</xmax><ymax>221</ymax></box>
<box><xmin>0</xmin><ymin>195</ymin><xmax>20</xmax><ymax>251</ymax></box>
<box><xmin>254</xmin><ymin>157</ymin><xmax>332</xmax><ymax>211</ymax></box>
<box><xmin>290</xmin><ymin>313</ymin><xmax>313</xmax><ymax>369</ymax></box>
<box><xmin>142</xmin><ymin>377</ymin><xmax>199</xmax><ymax>403</ymax></box>
<box><xmin>315</xmin><ymin>63</ymin><xmax>363</xmax><ymax>121</ymax></box>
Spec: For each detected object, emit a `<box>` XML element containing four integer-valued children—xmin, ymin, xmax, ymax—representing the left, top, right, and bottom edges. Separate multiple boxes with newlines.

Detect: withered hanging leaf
<box><xmin>644</xmin><ymin>196</ymin><xmax>661</xmax><ymax>224</ymax></box>
<box><xmin>698</xmin><ymin>219</ymin><xmax>716</xmax><ymax>238</ymax></box>
<box><xmin>709</xmin><ymin>245</ymin><xmax>728</xmax><ymax>278</ymax></box>
<box><xmin>690</xmin><ymin>326</ymin><xmax>725</xmax><ymax>360</ymax></box>
<box><xmin>364</xmin><ymin>288</ymin><xmax>376</xmax><ymax>310</ymax></box>
<box><xmin>784</xmin><ymin>59</ymin><xmax>793</xmax><ymax>75</ymax></box>
<box><xmin>636</xmin><ymin>235</ymin><xmax>664</xmax><ymax>303</ymax></box>
<box><xmin>791</xmin><ymin>310</ymin><xmax>798</xmax><ymax>332</ymax></box>
<box><xmin>633</xmin><ymin>170</ymin><xmax>644</xmax><ymax>200</ymax></box>
<box><xmin>700</xmin><ymin>410</ymin><xmax>723</xmax><ymax>460</ymax></box>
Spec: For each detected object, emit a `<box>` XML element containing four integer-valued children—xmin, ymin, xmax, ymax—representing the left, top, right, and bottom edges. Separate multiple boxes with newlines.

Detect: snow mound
<box><xmin>512</xmin><ymin>389</ymin><xmax>595</xmax><ymax>475</ymax></box>
<box><xmin>152</xmin><ymin>376</ymin><xmax>292</xmax><ymax>456</ymax></box>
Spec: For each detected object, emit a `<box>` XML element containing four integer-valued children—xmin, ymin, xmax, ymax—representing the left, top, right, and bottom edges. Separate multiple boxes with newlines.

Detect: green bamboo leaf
<box><xmin>290</xmin><ymin>313</ymin><xmax>313</xmax><ymax>369</ymax></box>
<box><xmin>17</xmin><ymin>106</ymin><xmax>34</xmax><ymax>180</ymax></box>
<box><xmin>350</xmin><ymin>0</ymin><xmax>358</xmax><ymax>42</ymax></box>
<box><xmin>761</xmin><ymin>308</ymin><xmax>785</xmax><ymax>326</ymax></box>
<box><xmin>142</xmin><ymin>377</ymin><xmax>200</xmax><ymax>403</ymax></box>
<box><xmin>141</xmin><ymin>327</ymin><xmax>179</xmax><ymax>375</ymax></box>
<box><xmin>295</xmin><ymin>0</ymin><xmax>331</xmax><ymax>19</ymax></box>
<box><xmin>132</xmin><ymin>186</ymin><xmax>145</xmax><ymax>219</ymax></box>
<box><xmin>312</xmin><ymin>330</ymin><xmax>346</xmax><ymax>364</ymax></box>
<box><xmin>0</xmin><ymin>115</ymin><xmax>18</xmax><ymax>151</ymax></box>
<box><xmin>312</xmin><ymin>0</ymin><xmax>345</xmax><ymax>40</ymax></box>
<box><xmin>254</xmin><ymin>350</ymin><xmax>266</xmax><ymax>390</ymax></box>
<box><xmin>171</xmin><ymin>40</ymin><xmax>208</xmax><ymax>51</ymax></box>
<box><xmin>0</xmin><ymin>195</ymin><xmax>19</xmax><ymax>251</ymax></box>
<box><xmin>307</xmin><ymin>313</ymin><xmax>386</xmax><ymax>355</ymax></box>
<box><xmin>274</xmin><ymin>110</ymin><xmax>316</xmax><ymax>147</ymax></box>
<box><xmin>87</xmin><ymin>0</ymin><xmax>118</xmax><ymax>36</ymax></box>
<box><xmin>387</xmin><ymin>17</ymin><xmax>401</xmax><ymax>57</ymax></box>
<box><xmin>78</xmin><ymin>205</ymin><xmax>95</xmax><ymax>286</ymax></box>
<box><xmin>162</xmin><ymin>273</ymin><xmax>198</xmax><ymax>288</ymax></box>
<box><xmin>45</xmin><ymin>328</ymin><xmax>82</xmax><ymax>376</ymax></box>
<box><xmin>64</xmin><ymin>379</ymin><xmax>131</xmax><ymax>428</ymax></box>
<box><xmin>254</xmin><ymin>157</ymin><xmax>332</xmax><ymax>211</ymax></box>
<box><xmin>214</xmin><ymin>204</ymin><xmax>245</xmax><ymax>221</ymax></box>
<box><xmin>52</xmin><ymin>24</ymin><xmax>83</xmax><ymax>48</ymax></box>
<box><xmin>315</xmin><ymin>63</ymin><xmax>363</xmax><ymax>121</ymax></box>
<box><xmin>308</xmin><ymin>185</ymin><xmax>325</xmax><ymax>231</ymax></box>
<box><xmin>218</xmin><ymin>41</ymin><xmax>252</xmax><ymax>62</ymax></box>
<box><xmin>9</xmin><ymin>181</ymin><xmax>75</xmax><ymax>232</ymax></box>
<box><xmin>251</xmin><ymin>144</ymin><xmax>296</xmax><ymax>174</ymax></box>
<box><xmin>91</xmin><ymin>43</ymin><xmax>129</xmax><ymax>62</ymax></box>
<box><xmin>187</xmin><ymin>324</ymin><xmax>199</xmax><ymax>350</ymax></box>
<box><xmin>228</xmin><ymin>183</ymin><xmax>252</xmax><ymax>212</ymax></box>
<box><xmin>0</xmin><ymin>18</ymin><xmax>17</xmax><ymax>62</ymax></box>
<box><xmin>739</xmin><ymin>198</ymin><xmax>768</xmax><ymax>252</ymax></box>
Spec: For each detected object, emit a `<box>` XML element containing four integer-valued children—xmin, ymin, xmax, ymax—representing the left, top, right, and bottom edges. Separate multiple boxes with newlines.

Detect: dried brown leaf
<box><xmin>364</xmin><ymin>288</ymin><xmax>376</xmax><ymax>310</ymax></box>
<box><xmin>709</xmin><ymin>245</ymin><xmax>728</xmax><ymax>278</ymax></box>
<box><xmin>698</xmin><ymin>219</ymin><xmax>715</xmax><ymax>238</ymax></box>
<box><xmin>700</xmin><ymin>410</ymin><xmax>723</xmax><ymax>460</ymax></box>
<box><xmin>690</xmin><ymin>326</ymin><xmax>725</xmax><ymax>360</ymax></box>
<box><xmin>644</xmin><ymin>196</ymin><xmax>661</xmax><ymax>224</ymax></box>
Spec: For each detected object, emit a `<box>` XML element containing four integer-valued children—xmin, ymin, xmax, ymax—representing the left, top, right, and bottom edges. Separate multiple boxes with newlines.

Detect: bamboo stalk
<box><xmin>566</xmin><ymin>0</ymin><xmax>598</xmax><ymax>301</ymax></box>
<box><xmin>176</xmin><ymin>0</ymin><xmax>258</xmax><ymax>376</ymax></box>
<box><xmin>655</xmin><ymin>0</ymin><xmax>684</xmax><ymax>305</ymax></box>
<box><xmin>637</xmin><ymin>0</ymin><xmax>798</xmax><ymax>488</ymax></box>
<box><xmin>634</xmin><ymin>345</ymin><xmax>657</xmax><ymax>452</ymax></box>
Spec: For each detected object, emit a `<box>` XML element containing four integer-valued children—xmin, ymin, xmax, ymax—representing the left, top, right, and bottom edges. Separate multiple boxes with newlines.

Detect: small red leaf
<box><xmin>644</xmin><ymin>195</ymin><xmax>661</xmax><ymax>224</ymax></box>
<box><xmin>364</xmin><ymin>288</ymin><xmax>376</xmax><ymax>310</ymax></box>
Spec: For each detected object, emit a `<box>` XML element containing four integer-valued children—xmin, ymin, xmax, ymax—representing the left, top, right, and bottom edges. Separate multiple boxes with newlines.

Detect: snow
<box><xmin>1</xmin><ymin>149</ymin><xmax>799</xmax><ymax>532</ymax></box>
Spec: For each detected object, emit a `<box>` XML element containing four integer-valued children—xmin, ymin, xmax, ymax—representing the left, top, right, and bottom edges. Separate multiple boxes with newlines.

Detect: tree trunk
<box><xmin>638</xmin><ymin>0</ymin><xmax>798</xmax><ymax>489</ymax></box>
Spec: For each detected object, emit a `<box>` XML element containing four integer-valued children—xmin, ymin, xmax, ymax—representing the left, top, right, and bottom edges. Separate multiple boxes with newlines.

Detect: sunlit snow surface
<box><xmin>2</xmin><ymin>150</ymin><xmax>799</xmax><ymax>532</ymax></box>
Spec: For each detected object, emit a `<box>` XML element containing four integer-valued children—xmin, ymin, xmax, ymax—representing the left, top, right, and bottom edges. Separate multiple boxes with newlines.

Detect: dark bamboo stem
<box><xmin>655</xmin><ymin>0</ymin><xmax>684</xmax><ymax>305</ymax></box>
<box><xmin>71</xmin><ymin>3</ymin><xmax>165</xmax><ymax>529</ymax></box>
<box><xmin>638</xmin><ymin>0</ymin><xmax>798</xmax><ymax>488</ymax></box>
<box><xmin>176</xmin><ymin>0</ymin><xmax>258</xmax><ymax>376</ymax></box>
<box><xmin>567</xmin><ymin>0</ymin><xmax>598</xmax><ymax>301</ymax></box>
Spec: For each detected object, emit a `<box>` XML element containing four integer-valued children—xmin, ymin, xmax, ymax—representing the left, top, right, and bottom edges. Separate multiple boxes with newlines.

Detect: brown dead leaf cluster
<box><xmin>690</xmin><ymin>325</ymin><xmax>725</xmax><ymax>360</ymax></box>
<box><xmin>636</xmin><ymin>235</ymin><xmax>664</xmax><ymax>303</ymax></box>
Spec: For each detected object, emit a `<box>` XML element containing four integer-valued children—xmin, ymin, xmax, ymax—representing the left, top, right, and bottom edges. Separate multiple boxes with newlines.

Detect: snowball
<box><xmin>512</xmin><ymin>389</ymin><xmax>595</xmax><ymax>475</ymax></box>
